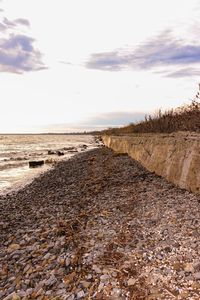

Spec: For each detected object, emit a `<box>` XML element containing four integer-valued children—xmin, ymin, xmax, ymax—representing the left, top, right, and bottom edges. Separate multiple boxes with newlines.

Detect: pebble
<box><xmin>45</xmin><ymin>275</ymin><xmax>57</xmax><ymax>286</ymax></box>
<box><xmin>100</xmin><ymin>274</ymin><xmax>110</xmax><ymax>282</ymax></box>
<box><xmin>194</xmin><ymin>272</ymin><xmax>200</xmax><ymax>280</ymax></box>
<box><xmin>1</xmin><ymin>147</ymin><xmax>200</xmax><ymax>299</ymax></box>
<box><xmin>76</xmin><ymin>290</ymin><xmax>85</xmax><ymax>299</ymax></box>
<box><xmin>127</xmin><ymin>278</ymin><xmax>137</xmax><ymax>286</ymax></box>
<box><xmin>92</xmin><ymin>265</ymin><xmax>101</xmax><ymax>274</ymax></box>
<box><xmin>81</xmin><ymin>281</ymin><xmax>90</xmax><ymax>288</ymax></box>
<box><xmin>98</xmin><ymin>282</ymin><xmax>105</xmax><ymax>291</ymax></box>
<box><xmin>67</xmin><ymin>295</ymin><xmax>75</xmax><ymax>300</ymax></box>
<box><xmin>8</xmin><ymin>244</ymin><xmax>20</xmax><ymax>251</ymax></box>
<box><xmin>65</xmin><ymin>257</ymin><xmax>71</xmax><ymax>267</ymax></box>
<box><xmin>184</xmin><ymin>263</ymin><xmax>194</xmax><ymax>273</ymax></box>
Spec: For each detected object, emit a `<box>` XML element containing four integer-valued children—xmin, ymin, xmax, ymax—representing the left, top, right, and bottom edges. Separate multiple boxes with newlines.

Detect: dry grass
<box><xmin>103</xmin><ymin>98</ymin><xmax>200</xmax><ymax>135</ymax></box>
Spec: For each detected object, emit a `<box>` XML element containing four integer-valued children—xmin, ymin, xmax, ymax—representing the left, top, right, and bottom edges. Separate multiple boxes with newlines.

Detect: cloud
<box><xmin>165</xmin><ymin>67</ymin><xmax>200</xmax><ymax>78</ymax></box>
<box><xmin>0</xmin><ymin>34</ymin><xmax>46</xmax><ymax>73</ymax></box>
<box><xmin>0</xmin><ymin>21</ymin><xmax>6</xmax><ymax>31</ymax></box>
<box><xmin>0</xmin><ymin>15</ymin><xmax>46</xmax><ymax>73</ymax></box>
<box><xmin>86</xmin><ymin>31</ymin><xmax>200</xmax><ymax>77</ymax></box>
<box><xmin>59</xmin><ymin>60</ymin><xmax>73</xmax><ymax>66</ymax></box>
<box><xmin>86</xmin><ymin>111</ymin><xmax>147</xmax><ymax>126</ymax></box>
<box><xmin>86</xmin><ymin>51</ymin><xmax>127</xmax><ymax>71</ymax></box>
<box><xmin>2</xmin><ymin>17</ymin><xmax>30</xmax><ymax>30</ymax></box>
<box><xmin>14</xmin><ymin>18</ymin><xmax>30</xmax><ymax>27</ymax></box>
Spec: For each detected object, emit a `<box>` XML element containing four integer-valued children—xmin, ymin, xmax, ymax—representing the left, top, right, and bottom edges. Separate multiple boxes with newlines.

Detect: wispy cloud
<box><xmin>14</xmin><ymin>18</ymin><xmax>30</xmax><ymax>27</ymax></box>
<box><xmin>86</xmin><ymin>111</ymin><xmax>146</xmax><ymax>126</ymax></box>
<box><xmin>59</xmin><ymin>60</ymin><xmax>73</xmax><ymax>66</ymax></box>
<box><xmin>0</xmin><ymin>15</ymin><xmax>46</xmax><ymax>73</ymax></box>
<box><xmin>86</xmin><ymin>31</ymin><xmax>200</xmax><ymax>77</ymax></box>
<box><xmin>165</xmin><ymin>67</ymin><xmax>200</xmax><ymax>78</ymax></box>
<box><xmin>2</xmin><ymin>17</ymin><xmax>30</xmax><ymax>30</ymax></box>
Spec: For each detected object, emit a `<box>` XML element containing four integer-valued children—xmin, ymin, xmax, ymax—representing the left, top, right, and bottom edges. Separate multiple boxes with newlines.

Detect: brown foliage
<box><xmin>103</xmin><ymin>100</ymin><xmax>200</xmax><ymax>135</ymax></box>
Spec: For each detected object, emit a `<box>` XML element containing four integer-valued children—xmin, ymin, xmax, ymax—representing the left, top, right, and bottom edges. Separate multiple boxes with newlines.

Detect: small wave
<box><xmin>9</xmin><ymin>156</ymin><xmax>29</xmax><ymax>161</ymax></box>
<box><xmin>0</xmin><ymin>161</ymin><xmax>27</xmax><ymax>171</ymax></box>
<box><xmin>0</xmin><ymin>157</ymin><xmax>9</xmax><ymax>162</ymax></box>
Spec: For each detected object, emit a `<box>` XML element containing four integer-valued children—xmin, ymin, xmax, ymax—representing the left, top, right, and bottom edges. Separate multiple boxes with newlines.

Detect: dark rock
<box><xmin>57</xmin><ymin>151</ymin><xmax>64</xmax><ymax>156</ymax></box>
<box><xmin>80</xmin><ymin>144</ymin><xmax>88</xmax><ymax>149</ymax></box>
<box><xmin>63</xmin><ymin>147</ymin><xmax>75</xmax><ymax>151</ymax></box>
<box><xmin>48</xmin><ymin>150</ymin><xmax>56</xmax><ymax>155</ymax></box>
<box><xmin>29</xmin><ymin>160</ymin><xmax>44</xmax><ymax>168</ymax></box>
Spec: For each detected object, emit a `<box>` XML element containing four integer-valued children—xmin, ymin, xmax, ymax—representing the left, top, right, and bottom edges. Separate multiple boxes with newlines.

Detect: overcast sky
<box><xmin>0</xmin><ymin>0</ymin><xmax>200</xmax><ymax>132</ymax></box>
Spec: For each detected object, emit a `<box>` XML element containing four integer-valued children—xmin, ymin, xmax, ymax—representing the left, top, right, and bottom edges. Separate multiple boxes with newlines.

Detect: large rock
<box><xmin>29</xmin><ymin>160</ymin><xmax>44</xmax><ymax>168</ymax></box>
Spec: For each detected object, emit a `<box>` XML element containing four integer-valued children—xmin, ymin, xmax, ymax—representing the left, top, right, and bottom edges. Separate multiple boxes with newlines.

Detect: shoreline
<box><xmin>0</xmin><ymin>142</ymin><xmax>98</xmax><ymax>197</ymax></box>
<box><xmin>1</xmin><ymin>147</ymin><xmax>200</xmax><ymax>299</ymax></box>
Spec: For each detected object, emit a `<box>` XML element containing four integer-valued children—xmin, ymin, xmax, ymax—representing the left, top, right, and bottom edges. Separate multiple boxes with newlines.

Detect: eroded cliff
<box><xmin>102</xmin><ymin>132</ymin><xmax>200</xmax><ymax>194</ymax></box>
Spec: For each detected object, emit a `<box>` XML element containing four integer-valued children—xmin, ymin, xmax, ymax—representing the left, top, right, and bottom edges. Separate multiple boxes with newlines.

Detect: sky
<box><xmin>0</xmin><ymin>0</ymin><xmax>200</xmax><ymax>133</ymax></box>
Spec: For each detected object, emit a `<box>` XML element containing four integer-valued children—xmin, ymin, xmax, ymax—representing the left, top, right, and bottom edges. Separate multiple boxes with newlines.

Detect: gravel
<box><xmin>0</xmin><ymin>146</ymin><xmax>200</xmax><ymax>299</ymax></box>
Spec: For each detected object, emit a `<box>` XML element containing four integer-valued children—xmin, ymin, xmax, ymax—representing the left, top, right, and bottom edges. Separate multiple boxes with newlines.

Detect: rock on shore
<box><xmin>0</xmin><ymin>147</ymin><xmax>200</xmax><ymax>299</ymax></box>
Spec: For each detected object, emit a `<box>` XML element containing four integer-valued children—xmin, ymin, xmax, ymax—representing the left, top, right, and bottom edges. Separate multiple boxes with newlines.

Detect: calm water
<box><xmin>0</xmin><ymin>134</ymin><xmax>95</xmax><ymax>194</ymax></box>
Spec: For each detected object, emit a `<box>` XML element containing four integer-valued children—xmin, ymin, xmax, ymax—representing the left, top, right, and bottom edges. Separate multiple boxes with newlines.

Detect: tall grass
<box><xmin>103</xmin><ymin>93</ymin><xmax>200</xmax><ymax>135</ymax></box>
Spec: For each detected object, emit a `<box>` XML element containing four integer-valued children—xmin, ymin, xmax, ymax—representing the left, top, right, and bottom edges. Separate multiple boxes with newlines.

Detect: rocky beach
<box><xmin>1</xmin><ymin>146</ymin><xmax>200</xmax><ymax>299</ymax></box>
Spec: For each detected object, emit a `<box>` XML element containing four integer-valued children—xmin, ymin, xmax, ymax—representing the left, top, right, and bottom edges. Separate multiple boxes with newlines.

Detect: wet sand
<box><xmin>0</xmin><ymin>147</ymin><xmax>200</xmax><ymax>299</ymax></box>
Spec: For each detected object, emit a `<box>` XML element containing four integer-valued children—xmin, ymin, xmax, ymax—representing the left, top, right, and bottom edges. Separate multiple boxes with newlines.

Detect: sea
<box><xmin>0</xmin><ymin>134</ymin><xmax>96</xmax><ymax>195</ymax></box>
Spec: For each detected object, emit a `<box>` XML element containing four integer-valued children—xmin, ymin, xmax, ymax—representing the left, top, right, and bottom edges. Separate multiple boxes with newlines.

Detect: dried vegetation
<box><xmin>103</xmin><ymin>86</ymin><xmax>200</xmax><ymax>135</ymax></box>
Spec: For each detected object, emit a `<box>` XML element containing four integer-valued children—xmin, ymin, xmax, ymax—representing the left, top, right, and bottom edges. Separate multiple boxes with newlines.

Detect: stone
<box><xmin>23</xmin><ymin>264</ymin><xmax>31</xmax><ymax>273</ymax></box>
<box><xmin>57</xmin><ymin>150</ymin><xmax>64</xmax><ymax>156</ymax></box>
<box><xmin>0</xmin><ymin>292</ymin><xmax>5</xmax><ymax>299</ymax></box>
<box><xmin>12</xmin><ymin>293</ymin><xmax>20</xmax><ymax>300</ymax></box>
<box><xmin>194</xmin><ymin>262</ymin><xmax>200</xmax><ymax>272</ymax></box>
<box><xmin>65</xmin><ymin>258</ymin><xmax>71</xmax><ymax>267</ymax></box>
<box><xmin>26</xmin><ymin>289</ymin><xmax>33</xmax><ymax>296</ymax></box>
<box><xmin>45</xmin><ymin>275</ymin><xmax>57</xmax><ymax>286</ymax></box>
<box><xmin>111</xmin><ymin>288</ymin><xmax>122</xmax><ymax>296</ymax></box>
<box><xmin>48</xmin><ymin>150</ymin><xmax>56</xmax><ymax>155</ymax></box>
<box><xmin>92</xmin><ymin>265</ymin><xmax>101</xmax><ymax>274</ymax></box>
<box><xmin>194</xmin><ymin>273</ymin><xmax>200</xmax><ymax>280</ymax></box>
<box><xmin>127</xmin><ymin>278</ymin><xmax>137</xmax><ymax>286</ymax></box>
<box><xmin>100</xmin><ymin>274</ymin><xmax>110</xmax><ymax>282</ymax></box>
<box><xmin>17</xmin><ymin>290</ymin><xmax>26</xmax><ymax>298</ymax></box>
<box><xmin>29</xmin><ymin>160</ymin><xmax>44</xmax><ymax>168</ymax></box>
<box><xmin>3</xmin><ymin>293</ymin><xmax>15</xmax><ymax>300</ymax></box>
<box><xmin>57</xmin><ymin>257</ymin><xmax>65</xmax><ymax>265</ymax></box>
<box><xmin>184</xmin><ymin>263</ymin><xmax>194</xmax><ymax>273</ymax></box>
<box><xmin>44</xmin><ymin>252</ymin><xmax>51</xmax><ymax>260</ymax></box>
<box><xmin>77</xmin><ymin>290</ymin><xmax>85</xmax><ymax>299</ymax></box>
<box><xmin>66</xmin><ymin>295</ymin><xmax>75</xmax><ymax>300</ymax></box>
<box><xmin>81</xmin><ymin>281</ymin><xmax>91</xmax><ymax>288</ymax></box>
<box><xmin>35</xmin><ymin>288</ymin><xmax>44</xmax><ymax>297</ymax></box>
<box><xmin>8</xmin><ymin>244</ymin><xmax>20</xmax><ymax>251</ymax></box>
<box><xmin>56</xmin><ymin>289</ymin><xmax>67</xmax><ymax>295</ymax></box>
<box><xmin>112</xmin><ymin>272</ymin><xmax>118</xmax><ymax>277</ymax></box>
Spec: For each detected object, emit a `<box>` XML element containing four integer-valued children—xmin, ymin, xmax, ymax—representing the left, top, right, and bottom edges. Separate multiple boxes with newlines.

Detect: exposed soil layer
<box><xmin>0</xmin><ymin>147</ymin><xmax>200</xmax><ymax>299</ymax></box>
